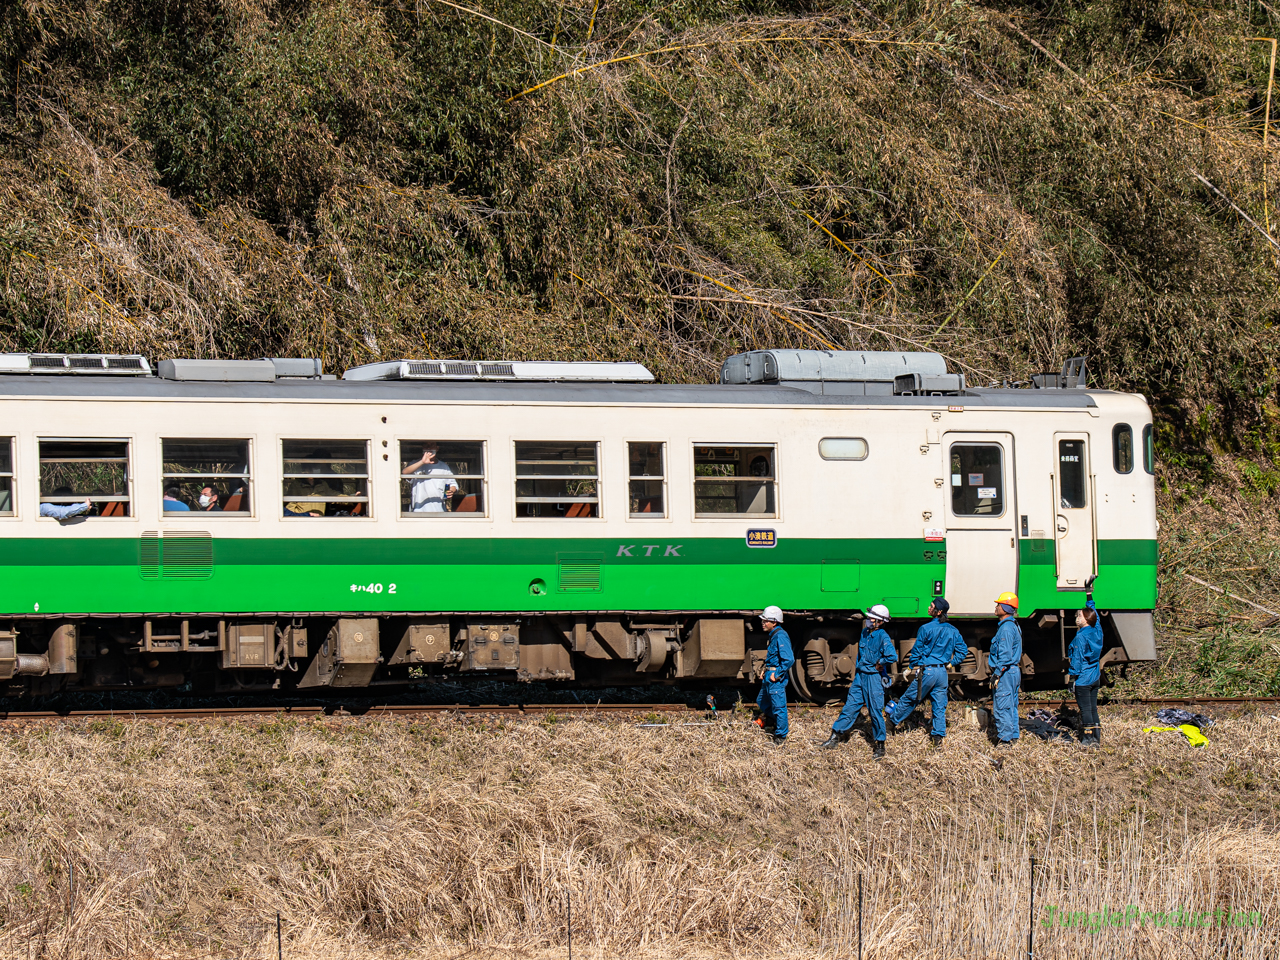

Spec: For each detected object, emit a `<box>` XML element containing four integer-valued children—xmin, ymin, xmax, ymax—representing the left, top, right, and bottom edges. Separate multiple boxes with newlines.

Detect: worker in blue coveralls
<box><xmin>989</xmin><ymin>591</ymin><xmax>1023</xmax><ymax>746</ymax></box>
<box><xmin>885</xmin><ymin>598</ymin><xmax>968</xmax><ymax>749</ymax></box>
<box><xmin>1068</xmin><ymin>600</ymin><xmax>1104</xmax><ymax>746</ymax></box>
<box><xmin>754</xmin><ymin>605</ymin><xmax>794</xmax><ymax>745</ymax></box>
<box><xmin>821</xmin><ymin>604</ymin><xmax>898</xmax><ymax>759</ymax></box>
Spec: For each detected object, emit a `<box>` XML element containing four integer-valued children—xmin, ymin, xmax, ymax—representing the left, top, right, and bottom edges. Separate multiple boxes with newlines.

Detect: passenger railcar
<box><xmin>0</xmin><ymin>350</ymin><xmax>1157</xmax><ymax>698</ymax></box>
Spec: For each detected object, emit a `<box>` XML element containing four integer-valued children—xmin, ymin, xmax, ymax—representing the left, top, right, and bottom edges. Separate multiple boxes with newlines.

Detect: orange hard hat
<box><xmin>995</xmin><ymin>591</ymin><xmax>1019</xmax><ymax>608</ymax></box>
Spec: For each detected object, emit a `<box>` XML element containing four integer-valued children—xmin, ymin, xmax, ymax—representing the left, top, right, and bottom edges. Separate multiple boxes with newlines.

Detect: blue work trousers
<box><xmin>889</xmin><ymin>665</ymin><xmax>950</xmax><ymax>737</ymax></box>
<box><xmin>993</xmin><ymin>666</ymin><xmax>1021</xmax><ymax>742</ymax></box>
<box><xmin>757</xmin><ymin>678</ymin><xmax>789</xmax><ymax>739</ymax></box>
<box><xmin>832</xmin><ymin>673</ymin><xmax>886</xmax><ymax>741</ymax></box>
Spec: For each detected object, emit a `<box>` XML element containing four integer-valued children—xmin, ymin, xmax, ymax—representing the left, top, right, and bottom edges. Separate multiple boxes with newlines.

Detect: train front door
<box><xmin>943</xmin><ymin>433</ymin><xmax>1018</xmax><ymax>615</ymax></box>
<box><xmin>1053</xmin><ymin>433</ymin><xmax>1096</xmax><ymax>589</ymax></box>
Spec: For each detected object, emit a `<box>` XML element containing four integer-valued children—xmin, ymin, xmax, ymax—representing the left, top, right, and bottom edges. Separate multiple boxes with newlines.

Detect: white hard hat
<box><xmin>867</xmin><ymin>604</ymin><xmax>891</xmax><ymax>622</ymax></box>
<box><xmin>760</xmin><ymin>605</ymin><xmax>784</xmax><ymax>622</ymax></box>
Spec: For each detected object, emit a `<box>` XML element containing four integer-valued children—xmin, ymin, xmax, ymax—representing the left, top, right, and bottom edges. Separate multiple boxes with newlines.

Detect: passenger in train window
<box><xmin>163</xmin><ymin>486</ymin><xmax>191</xmax><ymax>512</ymax></box>
<box><xmin>284</xmin><ymin>477</ymin><xmax>332</xmax><ymax>517</ymax></box>
<box><xmin>753</xmin><ymin>606</ymin><xmax>793</xmax><ymax>745</ymax></box>
<box><xmin>884</xmin><ymin>598</ymin><xmax>968</xmax><ymax>748</ymax></box>
<box><xmin>1069</xmin><ymin>603</ymin><xmax>1104</xmax><ymax>746</ymax></box>
<box><xmin>197</xmin><ymin>486</ymin><xmax>222</xmax><ymax>511</ymax></box>
<box><xmin>402</xmin><ymin>442</ymin><xmax>458</xmax><ymax>513</ymax></box>
<box><xmin>989</xmin><ymin>592</ymin><xmax>1023</xmax><ymax>746</ymax></box>
<box><xmin>821</xmin><ymin>605</ymin><xmax>898</xmax><ymax>758</ymax></box>
<box><xmin>40</xmin><ymin>487</ymin><xmax>91</xmax><ymax>521</ymax></box>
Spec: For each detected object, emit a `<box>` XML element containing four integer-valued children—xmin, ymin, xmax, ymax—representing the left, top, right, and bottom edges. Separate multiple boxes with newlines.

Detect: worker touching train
<box><xmin>821</xmin><ymin>605</ymin><xmax>898</xmax><ymax>759</ymax></box>
<box><xmin>885</xmin><ymin>598</ymin><xmax>968</xmax><ymax>748</ymax></box>
<box><xmin>989</xmin><ymin>592</ymin><xmax>1023</xmax><ymax>746</ymax></box>
<box><xmin>1068</xmin><ymin>601</ymin><xmax>1104</xmax><ymax>746</ymax></box>
<box><xmin>754</xmin><ymin>606</ymin><xmax>794</xmax><ymax>745</ymax></box>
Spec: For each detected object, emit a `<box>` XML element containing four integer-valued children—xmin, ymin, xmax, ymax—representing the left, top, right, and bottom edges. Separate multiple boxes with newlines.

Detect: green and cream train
<box><xmin>0</xmin><ymin>349</ymin><xmax>1157</xmax><ymax>697</ymax></box>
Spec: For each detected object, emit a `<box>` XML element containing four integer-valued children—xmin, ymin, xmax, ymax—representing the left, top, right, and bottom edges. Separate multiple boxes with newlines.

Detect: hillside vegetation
<box><xmin>5</xmin><ymin>0</ymin><xmax>1280</xmax><ymax>677</ymax></box>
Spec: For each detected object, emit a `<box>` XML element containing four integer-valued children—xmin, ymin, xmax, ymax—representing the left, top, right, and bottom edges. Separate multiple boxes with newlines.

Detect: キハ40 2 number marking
<box><xmin>350</xmin><ymin>582</ymin><xmax>397</xmax><ymax>594</ymax></box>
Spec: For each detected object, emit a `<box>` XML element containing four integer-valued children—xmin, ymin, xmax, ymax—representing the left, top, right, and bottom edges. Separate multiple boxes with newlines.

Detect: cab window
<box><xmin>162</xmin><ymin>439</ymin><xmax>251</xmax><ymax>514</ymax></box>
<box><xmin>1142</xmin><ymin>424</ymin><xmax>1155</xmax><ymax>475</ymax></box>
<box><xmin>1112</xmin><ymin>424</ymin><xmax>1133</xmax><ymax>474</ymax></box>
<box><xmin>694</xmin><ymin>445</ymin><xmax>776</xmax><ymax>517</ymax></box>
<box><xmin>949</xmin><ymin>444</ymin><xmax>1003</xmax><ymax>516</ymax></box>
<box><xmin>39</xmin><ymin>439</ymin><xmax>131</xmax><ymax>517</ymax></box>
<box><xmin>282</xmin><ymin>441</ymin><xmax>369</xmax><ymax>517</ymax></box>
<box><xmin>515</xmin><ymin>442</ymin><xmax>599</xmax><ymax>518</ymax></box>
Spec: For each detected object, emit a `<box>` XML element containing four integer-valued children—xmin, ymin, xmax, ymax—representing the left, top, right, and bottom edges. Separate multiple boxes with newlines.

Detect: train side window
<box><xmin>694</xmin><ymin>445</ymin><xmax>776</xmax><ymax>517</ymax></box>
<box><xmin>162</xmin><ymin>439</ymin><xmax>251</xmax><ymax>515</ymax></box>
<box><xmin>628</xmin><ymin>442</ymin><xmax>666</xmax><ymax>517</ymax></box>
<box><xmin>281</xmin><ymin>440</ymin><xmax>369</xmax><ymax>517</ymax></box>
<box><xmin>39</xmin><ymin>439</ymin><xmax>131</xmax><ymax>517</ymax></box>
<box><xmin>515</xmin><ymin>441</ymin><xmax>599</xmax><ymax>518</ymax></box>
<box><xmin>1112</xmin><ymin>424</ymin><xmax>1134</xmax><ymax>474</ymax></box>
<box><xmin>400</xmin><ymin>441</ymin><xmax>485</xmax><ymax>516</ymax></box>
<box><xmin>1058</xmin><ymin>439</ymin><xmax>1087</xmax><ymax>508</ymax></box>
<box><xmin>949</xmin><ymin>443</ymin><xmax>1003</xmax><ymax>516</ymax></box>
<box><xmin>819</xmin><ymin>438</ymin><xmax>868</xmax><ymax>460</ymax></box>
<box><xmin>0</xmin><ymin>438</ymin><xmax>12</xmax><ymax>516</ymax></box>
<box><xmin>1142</xmin><ymin>424</ymin><xmax>1155</xmax><ymax>475</ymax></box>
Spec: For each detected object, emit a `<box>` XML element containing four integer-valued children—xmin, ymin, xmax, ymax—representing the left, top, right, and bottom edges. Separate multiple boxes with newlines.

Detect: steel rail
<box><xmin>0</xmin><ymin>702</ymin><xmax>699</xmax><ymax>721</ymax></box>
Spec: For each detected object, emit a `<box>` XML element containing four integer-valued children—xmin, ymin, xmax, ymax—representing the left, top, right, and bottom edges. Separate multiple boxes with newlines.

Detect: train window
<box><xmin>161</xmin><ymin>440</ymin><xmax>251</xmax><ymax>515</ymax></box>
<box><xmin>694</xmin><ymin>445</ymin><xmax>776</xmax><ymax>517</ymax></box>
<box><xmin>628</xmin><ymin>442</ymin><xmax>666</xmax><ymax>517</ymax></box>
<box><xmin>515</xmin><ymin>441</ymin><xmax>599</xmax><ymax>518</ymax></box>
<box><xmin>1112</xmin><ymin>424</ymin><xmax>1134</xmax><ymax>474</ymax></box>
<box><xmin>818</xmin><ymin>438</ymin><xmax>868</xmax><ymax>460</ymax></box>
<box><xmin>0</xmin><ymin>438</ymin><xmax>11</xmax><ymax>516</ymax></box>
<box><xmin>281</xmin><ymin>440</ymin><xmax>369</xmax><ymax>517</ymax></box>
<box><xmin>1142</xmin><ymin>424</ymin><xmax>1155</xmax><ymax>474</ymax></box>
<box><xmin>1058</xmin><ymin>439</ymin><xmax>1087</xmax><ymax>508</ymax></box>
<box><xmin>400</xmin><ymin>441</ymin><xmax>486</xmax><ymax>516</ymax></box>
<box><xmin>949</xmin><ymin>443</ymin><xmax>1003</xmax><ymax>517</ymax></box>
<box><xmin>39</xmin><ymin>439</ymin><xmax>131</xmax><ymax>517</ymax></box>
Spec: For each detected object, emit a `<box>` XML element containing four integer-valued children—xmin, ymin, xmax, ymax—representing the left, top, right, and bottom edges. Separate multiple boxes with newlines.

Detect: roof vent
<box><xmin>343</xmin><ymin>360</ymin><xmax>655</xmax><ymax>382</ymax></box>
<box><xmin>155</xmin><ymin>358</ymin><xmax>327</xmax><ymax>382</ymax></box>
<box><xmin>0</xmin><ymin>354</ymin><xmax>152</xmax><ymax>375</ymax></box>
<box><xmin>720</xmin><ymin>350</ymin><xmax>950</xmax><ymax>396</ymax></box>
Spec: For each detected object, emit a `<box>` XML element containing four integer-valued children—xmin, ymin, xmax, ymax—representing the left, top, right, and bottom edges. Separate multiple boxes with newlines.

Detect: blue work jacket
<box><xmin>988</xmin><ymin>615</ymin><xmax>1023</xmax><ymax>675</ymax></box>
<box><xmin>1068</xmin><ymin>622</ymin><xmax>1104</xmax><ymax>687</ymax></box>
<box><xmin>910</xmin><ymin>618</ymin><xmax>968</xmax><ymax>668</ymax></box>
<box><xmin>856</xmin><ymin>626</ymin><xmax>898</xmax><ymax>674</ymax></box>
<box><xmin>763</xmin><ymin>625</ymin><xmax>795</xmax><ymax>682</ymax></box>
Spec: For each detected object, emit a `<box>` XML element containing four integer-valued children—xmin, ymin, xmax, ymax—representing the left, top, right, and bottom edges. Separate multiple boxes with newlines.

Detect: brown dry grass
<box><xmin>0</xmin><ymin>709</ymin><xmax>1273</xmax><ymax>959</ymax></box>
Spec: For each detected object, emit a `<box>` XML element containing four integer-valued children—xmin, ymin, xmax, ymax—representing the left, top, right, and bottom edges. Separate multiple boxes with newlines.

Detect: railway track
<box><xmin>0</xmin><ymin>695</ymin><xmax>1273</xmax><ymax>721</ymax></box>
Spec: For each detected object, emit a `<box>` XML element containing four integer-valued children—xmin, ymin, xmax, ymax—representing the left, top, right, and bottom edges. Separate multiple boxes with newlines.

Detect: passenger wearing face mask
<box><xmin>197</xmin><ymin>486</ymin><xmax>222</xmax><ymax>511</ymax></box>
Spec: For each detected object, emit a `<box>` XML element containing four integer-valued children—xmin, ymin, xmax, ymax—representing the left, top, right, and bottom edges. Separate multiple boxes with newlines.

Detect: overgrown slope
<box><xmin>5</xmin><ymin>0</ymin><xmax>1280</xmax><ymax>675</ymax></box>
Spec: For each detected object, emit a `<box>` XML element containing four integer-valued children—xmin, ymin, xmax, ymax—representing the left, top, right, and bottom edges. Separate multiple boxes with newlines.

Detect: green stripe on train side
<box><xmin>0</xmin><ymin>537</ymin><xmax>1156</xmax><ymax>616</ymax></box>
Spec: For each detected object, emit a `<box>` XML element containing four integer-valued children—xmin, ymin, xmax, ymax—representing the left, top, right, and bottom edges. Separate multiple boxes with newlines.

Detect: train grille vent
<box><xmin>558</xmin><ymin>558</ymin><xmax>602</xmax><ymax>593</ymax></box>
<box><xmin>140</xmin><ymin>531</ymin><xmax>213</xmax><ymax>580</ymax></box>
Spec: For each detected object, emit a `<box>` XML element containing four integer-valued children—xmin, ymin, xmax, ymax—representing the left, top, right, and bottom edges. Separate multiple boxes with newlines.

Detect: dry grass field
<box><xmin>0</xmin><ymin>707</ymin><xmax>1273</xmax><ymax>960</ymax></box>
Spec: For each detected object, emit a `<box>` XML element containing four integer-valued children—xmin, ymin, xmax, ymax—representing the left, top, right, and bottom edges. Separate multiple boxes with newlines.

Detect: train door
<box><xmin>1053</xmin><ymin>433</ymin><xmax>1096</xmax><ymax>589</ymax></box>
<box><xmin>944</xmin><ymin>433</ymin><xmax>1018</xmax><ymax>615</ymax></box>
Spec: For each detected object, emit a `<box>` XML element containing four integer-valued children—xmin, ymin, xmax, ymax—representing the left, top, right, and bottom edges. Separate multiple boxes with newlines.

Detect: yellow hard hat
<box><xmin>995</xmin><ymin>591</ymin><xmax>1019</xmax><ymax>608</ymax></box>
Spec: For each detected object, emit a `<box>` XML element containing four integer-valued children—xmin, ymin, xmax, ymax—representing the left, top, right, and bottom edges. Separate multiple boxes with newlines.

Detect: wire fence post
<box><xmin>857</xmin><ymin>872</ymin><xmax>863</xmax><ymax>960</ymax></box>
<box><xmin>276</xmin><ymin>911</ymin><xmax>282</xmax><ymax>960</ymax></box>
<box><xmin>1027</xmin><ymin>856</ymin><xmax>1036</xmax><ymax>959</ymax></box>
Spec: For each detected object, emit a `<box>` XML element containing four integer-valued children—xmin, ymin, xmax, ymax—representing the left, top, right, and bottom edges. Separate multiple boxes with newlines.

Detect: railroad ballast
<box><xmin>0</xmin><ymin>349</ymin><xmax>1157</xmax><ymax>699</ymax></box>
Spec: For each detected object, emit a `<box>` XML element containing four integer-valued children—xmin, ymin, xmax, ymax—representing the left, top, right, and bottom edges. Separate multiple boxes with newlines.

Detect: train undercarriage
<box><xmin>0</xmin><ymin>611</ymin><xmax>1141</xmax><ymax>699</ymax></box>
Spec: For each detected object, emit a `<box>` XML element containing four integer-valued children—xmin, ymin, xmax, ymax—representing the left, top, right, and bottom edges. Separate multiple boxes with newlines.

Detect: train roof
<box><xmin>0</xmin><ymin>374</ymin><xmax>1113</xmax><ymax>409</ymax></box>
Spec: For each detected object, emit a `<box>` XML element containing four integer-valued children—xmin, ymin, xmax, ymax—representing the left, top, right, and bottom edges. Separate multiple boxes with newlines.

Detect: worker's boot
<box><xmin>872</xmin><ymin>740</ymin><xmax>886</xmax><ymax>760</ymax></box>
<box><xmin>930</xmin><ymin>734</ymin><xmax>944</xmax><ymax>750</ymax></box>
<box><xmin>771</xmin><ymin>734</ymin><xmax>787</xmax><ymax>746</ymax></box>
<box><xmin>820</xmin><ymin>731</ymin><xmax>842</xmax><ymax>750</ymax></box>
